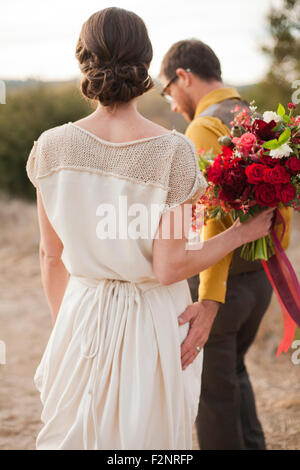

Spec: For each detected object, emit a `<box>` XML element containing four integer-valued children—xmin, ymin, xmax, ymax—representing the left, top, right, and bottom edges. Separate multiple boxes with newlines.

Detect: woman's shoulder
<box><xmin>36</xmin><ymin>122</ymin><xmax>69</xmax><ymax>145</ymax></box>
<box><xmin>169</xmin><ymin>130</ymin><xmax>200</xmax><ymax>169</ymax></box>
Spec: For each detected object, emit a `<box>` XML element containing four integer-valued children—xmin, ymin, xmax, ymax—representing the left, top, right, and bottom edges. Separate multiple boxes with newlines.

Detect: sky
<box><xmin>1</xmin><ymin>0</ymin><xmax>282</xmax><ymax>86</ymax></box>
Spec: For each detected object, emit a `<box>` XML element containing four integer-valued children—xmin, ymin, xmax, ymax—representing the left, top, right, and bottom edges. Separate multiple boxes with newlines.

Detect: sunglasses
<box><xmin>160</xmin><ymin>68</ymin><xmax>191</xmax><ymax>103</ymax></box>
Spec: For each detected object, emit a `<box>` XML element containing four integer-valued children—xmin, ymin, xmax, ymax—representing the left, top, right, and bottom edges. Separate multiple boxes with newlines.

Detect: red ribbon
<box><xmin>261</xmin><ymin>208</ymin><xmax>300</xmax><ymax>357</ymax></box>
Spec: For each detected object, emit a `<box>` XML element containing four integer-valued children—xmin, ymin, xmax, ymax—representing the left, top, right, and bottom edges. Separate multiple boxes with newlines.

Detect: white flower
<box><xmin>263</xmin><ymin>111</ymin><xmax>282</xmax><ymax>123</ymax></box>
<box><xmin>234</xmin><ymin>149</ymin><xmax>243</xmax><ymax>158</ymax></box>
<box><xmin>270</xmin><ymin>144</ymin><xmax>293</xmax><ymax>159</ymax></box>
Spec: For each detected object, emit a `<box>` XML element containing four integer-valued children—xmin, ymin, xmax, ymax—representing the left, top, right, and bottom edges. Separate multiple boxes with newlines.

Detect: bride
<box><xmin>26</xmin><ymin>7</ymin><xmax>274</xmax><ymax>450</ymax></box>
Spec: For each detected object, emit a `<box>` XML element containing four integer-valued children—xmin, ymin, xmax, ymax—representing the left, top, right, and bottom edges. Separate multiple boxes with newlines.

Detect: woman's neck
<box><xmin>93</xmin><ymin>99</ymin><xmax>140</xmax><ymax>121</ymax></box>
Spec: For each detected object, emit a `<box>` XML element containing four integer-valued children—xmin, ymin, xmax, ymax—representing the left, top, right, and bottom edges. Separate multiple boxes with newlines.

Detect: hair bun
<box><xmin>75</xmin><ymin>8</ymin><xmax>154</xmax><ymax>106</ymax></box>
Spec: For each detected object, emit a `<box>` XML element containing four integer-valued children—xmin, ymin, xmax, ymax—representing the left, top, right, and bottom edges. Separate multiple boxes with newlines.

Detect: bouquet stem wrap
<box><xmin>261</xmin><ymin>209</ymin><xmax>300</xmax><ymax>356</ymax></box>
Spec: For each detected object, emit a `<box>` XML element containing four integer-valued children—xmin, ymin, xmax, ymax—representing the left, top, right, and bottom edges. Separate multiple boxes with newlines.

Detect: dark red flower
<box><xmin>219</xmin><ymin>165</ymin><xmax>246</xmax><ymax>201</ymax></box>
<box><xmin>214</xmin><ymin>154</ymin><xmax>223</xmax><ymax>165</ymax></box>
<box><xmin>230</xmin><ymin>201</ymin><xmax>243</xmax><ymax>210</ymax></box>
<box><xmin>245</xmin><ymin>163</ymin><xmax>266</xmax><ymax>184</ymax></box>
<box><xmin>278</xmin><ymin>183</ymin><xmax>296</xmax><ymax>204</ymax></box>
<box><xmin>260</xmin><ymin>153</ymin><xmax>277</xmax><ymax>167</ymax></box>
<box><xmin>240</xmin><ymin>185</ymin><xmax>253</xmax><ymax>202</ymax></box>
<box><xmin>219</xmin><ymin>188</ymin><xmax>236</xmax><ymax>202</ymax></box>
<box><xmin>221</xmin><ymin>146</ymin><xmax>234</xmax><ymax>158</ymax></box>
<box><xmin>206</xmin><ymin>163</ymin><xmax>223</xmax><ymax>184</ymax></box>
<box><xmin>263</xmin><ymin>164</ymin><xmax>291</xmax><ymax>184</ymax></box>
<box><xmin>251</xmin><ymin>119</ymin><xmax>277</xmax><ymax>141</ymax></box>
<box><xmin>255</xmin><ymin>183</ymin><xmax>280</xmax><ymax>207</ymax></box>
<box><xmin>288</xmin><ymin>102</ymin><xmax>297</xmax><ymax>110</ymax></box>
<box><xmin>285</xmin><ymin>155</ymin><xmax>300</xmax><ymax>175</ymax></box>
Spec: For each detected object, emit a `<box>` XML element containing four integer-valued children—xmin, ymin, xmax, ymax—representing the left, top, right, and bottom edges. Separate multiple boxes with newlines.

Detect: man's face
<box><xmin>160</xmin><ymin>73</ymin><xmax>195</xmax><ymax>122</ymax></box>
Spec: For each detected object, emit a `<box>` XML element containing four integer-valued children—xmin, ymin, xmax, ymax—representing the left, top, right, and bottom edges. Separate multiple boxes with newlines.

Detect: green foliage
<box><xmin>263</xmin><ymin>127</ymin><xmax>291</xmax><ymax>149</ymax></box>
<box><xmin>0</xmin><ymin>82</ymin><xmax>93</xmax><ymax>199</ymax></box>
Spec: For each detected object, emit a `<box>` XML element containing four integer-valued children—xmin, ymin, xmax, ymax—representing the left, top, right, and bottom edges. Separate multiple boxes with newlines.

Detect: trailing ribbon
<box><xmin>261</xmin><ymin>208</ymin><xmax>300</xmax><ymax>357</ymax></box>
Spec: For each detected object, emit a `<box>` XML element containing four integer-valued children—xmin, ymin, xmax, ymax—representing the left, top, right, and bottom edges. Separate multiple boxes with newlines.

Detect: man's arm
<box><xmin>185</xmin><ymin>117</ymin><xmax>234</xmax><ymax>304</ymax></box>
<box><xmin>176</xmin><ymin>117</ymin><xmax>235</xmax><ymax>369</ymax></box>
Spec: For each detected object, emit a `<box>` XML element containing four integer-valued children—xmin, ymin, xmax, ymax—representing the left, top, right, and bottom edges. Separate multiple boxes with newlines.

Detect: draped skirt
<box><xmin>34</xmin><ymin>274</ymin><xmax>203</xmax><ymax>450</ymax></box>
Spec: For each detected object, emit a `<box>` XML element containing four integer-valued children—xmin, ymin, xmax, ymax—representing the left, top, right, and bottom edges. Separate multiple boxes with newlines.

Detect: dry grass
<box><xmin>0</xmin><ymin>193</ymin><xmax>299</xmax><ymax>450</ymax></box>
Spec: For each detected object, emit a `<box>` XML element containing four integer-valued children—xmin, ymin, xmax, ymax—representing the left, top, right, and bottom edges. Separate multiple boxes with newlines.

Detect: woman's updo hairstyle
<box><xmin>75</xmin><ymin>7</ymin><xmax>154</xmax><ymax>106</ymax></box>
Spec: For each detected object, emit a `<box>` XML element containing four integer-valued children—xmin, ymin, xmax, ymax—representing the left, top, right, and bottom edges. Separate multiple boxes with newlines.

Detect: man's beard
<box><xmin>183</xmin><ymin>95</ymin><xmax>196</xmax><ymax>122</ymax></box>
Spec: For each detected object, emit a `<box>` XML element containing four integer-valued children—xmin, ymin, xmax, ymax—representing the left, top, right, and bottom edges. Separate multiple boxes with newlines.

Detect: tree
<box><xmin>244</xmin><ymin>0</ymin><xmax>300</xmax><ymax>110</ymax></box>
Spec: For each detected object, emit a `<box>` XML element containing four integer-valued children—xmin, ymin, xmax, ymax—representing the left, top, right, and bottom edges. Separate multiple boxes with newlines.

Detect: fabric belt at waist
<box><xmin>70</xmin><ymin>274</ymin><xmax>162</xmax><ymax>293</ymax></box>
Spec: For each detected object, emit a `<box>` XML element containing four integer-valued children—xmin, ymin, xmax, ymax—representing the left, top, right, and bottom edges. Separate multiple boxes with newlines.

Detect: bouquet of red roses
<box><xmin>196</xmin><ymin>101</ymin><xmax>300</xmax><ymax>356</ymax></box>
<box><xmin>197</xmin><ymin>102</ymin><xmax>300</xmax><ymax>261</ymax></box>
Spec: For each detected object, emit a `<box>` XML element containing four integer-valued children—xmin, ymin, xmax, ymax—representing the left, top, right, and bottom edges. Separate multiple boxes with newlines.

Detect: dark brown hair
<box><xmin>75</xmin><ymin>8</ymin><xmax>154</xmax><ymax>106</ymax></box>
<box><xmin>160</xmin><ymin>39</ymin><xmax>222</xmax><ymax>82</ymax></box>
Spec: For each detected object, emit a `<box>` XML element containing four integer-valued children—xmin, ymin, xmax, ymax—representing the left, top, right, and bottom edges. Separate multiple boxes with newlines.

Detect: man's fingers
<box><xmin>180</xmin><ymin>327</ymin><xmax>200</xmax><ymax>356</ymax></box>
<box><xmin>182</xmin><ymin>350</ymin><xmax>201</xmax><ymax>370</ymax></box>
<box><xmin>178</xmin><ymin>304</ymin><xmax>196</xmax><ymax>325</ymax></box>
<box><xmin>181</xmin><ymin>334</ymin><xmax>205</xmax><ymax>360</ymax></box>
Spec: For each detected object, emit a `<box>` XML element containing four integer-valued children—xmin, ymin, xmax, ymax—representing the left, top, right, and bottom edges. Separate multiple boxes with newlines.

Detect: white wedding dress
<box><xmin>26</xmin><ymin>121</ymin><xmax>207</xmax><ymax>450</ymax></box>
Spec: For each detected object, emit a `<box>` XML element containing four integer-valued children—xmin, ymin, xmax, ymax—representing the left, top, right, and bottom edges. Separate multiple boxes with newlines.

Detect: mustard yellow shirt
<box><xmin>185</xmin><ymin>87</ymin><xmax>292</xmax><ymax>303</ymax></box>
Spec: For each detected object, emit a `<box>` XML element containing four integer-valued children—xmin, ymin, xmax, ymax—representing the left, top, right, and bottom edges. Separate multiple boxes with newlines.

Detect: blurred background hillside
<box><xmin>1</xmin><ymin>0</ymin><xmax>299</xmax><ymax>200</ymax></box>
<box><xmin>0</xmin><ymin>0</ymin><xmax>299</xmax><ymax>450</ymax></box>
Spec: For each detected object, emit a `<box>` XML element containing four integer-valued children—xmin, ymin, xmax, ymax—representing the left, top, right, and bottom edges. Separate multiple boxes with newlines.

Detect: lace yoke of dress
<box><xmin>26</xmin><ymin>122</ymin><xmax>208</xmax><ymax>210</ymax></box>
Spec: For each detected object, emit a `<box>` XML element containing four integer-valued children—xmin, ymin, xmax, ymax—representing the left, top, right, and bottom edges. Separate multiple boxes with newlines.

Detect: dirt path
<box><xmin>0</xmin><ymin>194</ymin><xmax>299</xmax><ymax>450</ymax></box>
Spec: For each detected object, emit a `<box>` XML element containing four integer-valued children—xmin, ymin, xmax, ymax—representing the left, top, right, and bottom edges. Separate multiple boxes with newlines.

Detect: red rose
<box><xmin>288</xmin><ymin>102</ymin><xmax>297</xmax><ymax>110</ymax></box>
<box><xmin>255</xmin><ymin>183</ymin><xmax>280</xmax><ymax>207</ymax></box>
<box><xmin>278</xmin><ymin>183</ymin><xmax>296</xmax><ymax>204</ymax></box>
<box><xmin>285</xmin><ymin>155</ymin><xmax>300</xmax><ymax>175</ymax></box>
<box><xmin>245</xmin><ymin>163</ymin><xmax>266</xmax><ymax>184</ymax></box>
<box><xmin>263</xmin><ymin>164</ymin><xmax>290</xmax><ymax>184</ymax></box>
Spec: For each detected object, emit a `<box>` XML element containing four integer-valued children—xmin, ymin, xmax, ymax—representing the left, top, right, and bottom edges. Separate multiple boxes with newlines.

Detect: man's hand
<box><xmin>178</xmin><ymin>300</ymin><xmax>220</xmax><ymax>370</ymax></box>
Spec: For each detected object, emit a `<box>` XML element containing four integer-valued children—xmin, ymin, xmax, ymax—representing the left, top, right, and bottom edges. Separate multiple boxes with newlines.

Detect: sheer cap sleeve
<box><xmin>165</xmin><ymin>132</ymin><xmax>208</xmax><ymax>211</ymax></box>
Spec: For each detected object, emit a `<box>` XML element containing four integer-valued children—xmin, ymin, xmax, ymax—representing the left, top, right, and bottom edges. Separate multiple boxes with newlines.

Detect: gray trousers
<box><xmin>188</xmin><ymin>269</ymin><xmax>273</xmax><ymax>450</ymax></box>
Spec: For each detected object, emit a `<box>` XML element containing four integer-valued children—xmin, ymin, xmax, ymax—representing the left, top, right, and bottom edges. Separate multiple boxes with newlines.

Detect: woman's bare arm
<box><xmin>37</xmin><ymin>188</ymin><xmax>70</xmax><ymax>325</ymax></box>
<box><xmin>153</xmin><ymin>201</ymin><xmax>274</xmax><ymax>285</ymax></box>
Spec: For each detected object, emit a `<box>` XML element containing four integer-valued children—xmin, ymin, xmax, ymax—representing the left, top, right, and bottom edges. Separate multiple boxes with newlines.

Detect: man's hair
<box><xmin>160</xmin><ymin>39</ymin><xmax>222</xmax><ymax>82</ymax></box>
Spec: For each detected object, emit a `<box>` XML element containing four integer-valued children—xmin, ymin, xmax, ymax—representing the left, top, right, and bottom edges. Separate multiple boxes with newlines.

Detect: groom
<box><xmin>159</xmin><ymin>39</ymin><xmax>292</xmax><ymax>450</ymax></box>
